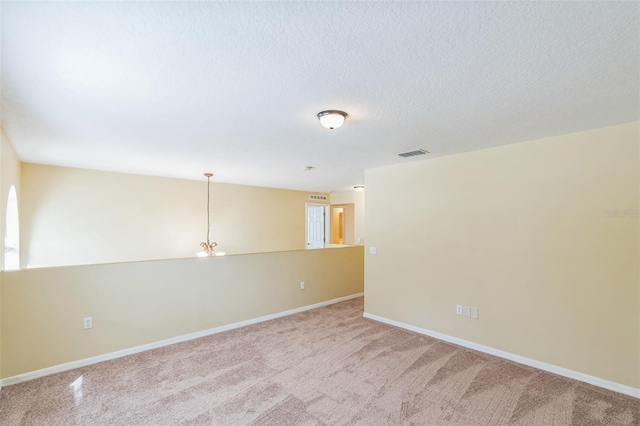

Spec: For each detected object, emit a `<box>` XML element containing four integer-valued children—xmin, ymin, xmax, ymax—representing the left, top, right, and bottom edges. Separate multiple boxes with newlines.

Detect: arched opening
<box><xmin>4</xmin><ymin>185</ymin><xmax>20</xmax><ymax>270</ymax></box>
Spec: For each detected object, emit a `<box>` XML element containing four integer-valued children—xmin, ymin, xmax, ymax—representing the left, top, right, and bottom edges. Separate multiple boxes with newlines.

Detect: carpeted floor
<box><xmin>1</xmin><ymin>297</ymin><xmax>638</xmax><ymax>425</ymax></box>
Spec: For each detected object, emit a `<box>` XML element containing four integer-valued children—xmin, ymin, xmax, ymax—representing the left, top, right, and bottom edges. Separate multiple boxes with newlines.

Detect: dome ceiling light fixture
<box><xmin>317</xmin><ymin>110</ymin><xmax>348</xmax><ymax>130</ymax></box>
<box><xmin>353</xmin><ymin>185</ymin><xmax>365</xmax><ymax>192</ymax></box>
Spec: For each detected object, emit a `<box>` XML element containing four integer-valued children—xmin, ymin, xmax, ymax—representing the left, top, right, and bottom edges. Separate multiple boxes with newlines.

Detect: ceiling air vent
<box><xmin>309</xmin><ymin>195</ymin><xmax>328</xmax><ymax>201</ymax></box>
<box><xmin>398</xmin><ymin>149</ymin><xmax>429</xmax><ymax>158</ymax></box>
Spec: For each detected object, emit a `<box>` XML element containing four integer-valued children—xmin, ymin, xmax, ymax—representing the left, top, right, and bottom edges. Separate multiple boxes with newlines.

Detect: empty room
<box><xmin>0</xmin><ymin>1</ymin><xmax>638</xmax><ymax>425</ymax></box>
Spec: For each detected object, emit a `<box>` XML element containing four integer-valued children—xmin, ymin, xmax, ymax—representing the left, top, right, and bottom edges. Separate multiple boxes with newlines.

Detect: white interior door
<box><xmin>306</xmin><ymin>204</ymin><xmax>325</xmax><ymax>249</ymax></box>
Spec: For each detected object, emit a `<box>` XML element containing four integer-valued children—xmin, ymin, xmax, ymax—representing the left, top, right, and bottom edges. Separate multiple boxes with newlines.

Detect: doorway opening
<box><xmin>330</xmin><ymin>203</ymin><xmax>355</xmax><ymax>245</ymax></box>
<box><xmin>332</xmin><ymin>207</ymin><xmax>344</xmax><ymax>244</ymax></box>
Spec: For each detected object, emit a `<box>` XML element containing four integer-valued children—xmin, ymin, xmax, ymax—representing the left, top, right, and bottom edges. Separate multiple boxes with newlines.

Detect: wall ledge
<box><xmin>0</xmin><ymin>292</ymin><xmax>363</xmax><ymax>388</ymax></box>
<box><xmin>363</xmin><ymin>312</ymin><xmax>639</xmax><ymax>399</ymax></box>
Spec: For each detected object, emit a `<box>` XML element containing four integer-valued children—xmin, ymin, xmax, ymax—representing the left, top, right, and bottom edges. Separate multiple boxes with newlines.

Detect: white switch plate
<box><xmin>463</xmin><ymin>306</ymin><xmax>471</xmax><ymax>318</ymax></box>
<box><xmin>456</xmin><ymin>305</ymin><xmax>463</xmax><ymax>315</ymax></box>
<box><xmin>369</xmin><ymin>247</ymin><xmax>377</xmax><ymax>255</ymax></box>
<box><xmin>471</xmin><ymin>307</ymin><xmax>479</xmax><ymax>319</ymax></box>
<box><xmin>83</xmin><ymin>317</ymin><xmax>93</xmax><ymax>329</ymax></box>
<box><xmin>300</xmin><ymin>282</ymin><xmax>305</xmax><ymax>290</ymax></box>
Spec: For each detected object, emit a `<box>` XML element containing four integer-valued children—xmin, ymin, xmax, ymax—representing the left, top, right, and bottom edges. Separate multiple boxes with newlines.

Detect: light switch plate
<box><xmin>471</xmin><ymin>307</ymin><xmax>478</xmax><ymax>319</ymax></box>
<box><xmin>463</xmin><ymin>306</ymin><xmax>471</xmax><ymax>318</ymax></box>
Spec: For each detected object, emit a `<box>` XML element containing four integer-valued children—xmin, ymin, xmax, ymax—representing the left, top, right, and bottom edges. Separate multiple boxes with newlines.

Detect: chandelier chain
<box><xmin>199</xmin><ymin>173</ymin><xmax>217</xmax><ymax>256</ymax></box>
<box><xmin>206</xmin><ymin>175</ymin><xmax>210</xmax><ymax>244</ymax></box>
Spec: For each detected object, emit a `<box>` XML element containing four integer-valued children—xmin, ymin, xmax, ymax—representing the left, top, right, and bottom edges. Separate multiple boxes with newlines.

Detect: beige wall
<box><xmin>1</xmin><ymin>246</ymin><xmax>364</xmax><ymax>378</ymax></box>
<box><xmin>21</xmin><ymin>164</ymin><xmax>328</xmax><ymax>268</ymax></box>
<box><xmin>330</xmin><ymin>190</ymin><xmax>365</xmax><ymax>244</ymax></box>
<box><xmin>365</xmin><ymin>122</ymin><xmax>639</xmax><ymax>389</ymax></box>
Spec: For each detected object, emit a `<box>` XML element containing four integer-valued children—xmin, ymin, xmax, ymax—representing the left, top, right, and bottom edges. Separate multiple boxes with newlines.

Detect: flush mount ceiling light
<box><xmin>353</xmin><ymin>186</ymin><xmax>365</xmax><ymax>192</ymax></box>
<box><xmin>317</xmin><ymin>110</ymin><xmax>348</xmax><ymax>130</ymax></box>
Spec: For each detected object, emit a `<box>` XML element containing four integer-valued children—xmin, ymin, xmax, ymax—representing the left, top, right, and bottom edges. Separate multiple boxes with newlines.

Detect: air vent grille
<box><xmin>309</xmin><ymin>195</ymin><xmax>328</xmax><ymax>201</ymax></box>
<box><xmin>398</xmin><ymin>149</ymin><xmax>429</xmax><ymax>158</ymax></box>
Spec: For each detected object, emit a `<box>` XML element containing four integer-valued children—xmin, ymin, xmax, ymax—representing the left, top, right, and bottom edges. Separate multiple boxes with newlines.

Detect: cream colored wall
<box><xmin>1</xmin><ymin>246</ymin><xmax>364</xmax><ymax>378</ymax></box>
<box><xmin>365</xmin><ymin>122</ymin><xmax>640</xmax><ymax>389</ymax></box>
<box><xmin>330</xmin><ymin>190</ymin><xmax>365</xmax><ymax>244</ymax></box>
<box><xmin>342</xmin><ymin>205</ymin><xmax>355</xmax><ymax>245</ymax></box>
<box><xmin>21</xmin><ymin>164</ymin><xmax>328</xmax><ymax>268</ymax></box>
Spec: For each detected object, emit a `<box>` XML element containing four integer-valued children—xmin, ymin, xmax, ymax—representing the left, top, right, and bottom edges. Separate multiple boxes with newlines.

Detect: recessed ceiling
<box><xmin>1</xmin><ymin>2</ymin><xmax>638</xmax><ymax>192</ymax></box>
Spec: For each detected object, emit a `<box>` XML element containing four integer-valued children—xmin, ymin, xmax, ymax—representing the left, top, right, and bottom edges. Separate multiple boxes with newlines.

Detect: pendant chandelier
<box><xmin>196</xmin><ymin>173</ymin><xmax>224</xmax><ymax>257</ymax></box>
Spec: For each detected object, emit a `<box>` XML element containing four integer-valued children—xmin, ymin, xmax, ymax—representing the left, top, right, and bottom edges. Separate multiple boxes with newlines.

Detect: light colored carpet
<box><xmin>0</xmin><ymin>297</ymin><xmax>638</xmax><ymax>425</ymax></box>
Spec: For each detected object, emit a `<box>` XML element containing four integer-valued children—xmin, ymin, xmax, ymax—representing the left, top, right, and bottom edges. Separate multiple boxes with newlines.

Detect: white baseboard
<box><xmin>0</xmin><ymin>292</ymin><xmax>364</xmax><ymax>388</ymax></box>
<box><xmin>363</xmin><ymin>312</ymin><xmax>639</xmax><ymax>399</ymax></box>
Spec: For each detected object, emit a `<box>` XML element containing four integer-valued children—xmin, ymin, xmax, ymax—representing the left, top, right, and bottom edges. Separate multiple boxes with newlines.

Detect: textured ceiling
<box><xmin>1</xmin><ymin>1</ymin><xmax>638</xmax><ymax>192</ymax></box>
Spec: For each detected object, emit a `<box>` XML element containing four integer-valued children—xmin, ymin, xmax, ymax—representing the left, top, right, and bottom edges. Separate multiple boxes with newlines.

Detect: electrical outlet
<box><xmin>463</xmin><ymin>306</ymin><xmax>471</xmax><ymax>318</ymax></box>
<box><xmin>83</xmin><ymin>317</ymin><xmax>93</xmax><ymax>330</ymax></box>
<box><xmin>369</xmin><ymin>247</ymin><xmax>377</xmax><ymax>255</ymax></box>
<box><xmin>471</xmin><ymin>307</ymin><xmax>479</xmax><ymax>319</ymax></box>
<box><xmin>300</xmin><ymin>281</ymin><xmax>305</xmax><ymax>290</ymax></box>
<box><xmin>456</xmin><ymin>305</ymin><xmax>463</xmax><ymax>315</ymax></box>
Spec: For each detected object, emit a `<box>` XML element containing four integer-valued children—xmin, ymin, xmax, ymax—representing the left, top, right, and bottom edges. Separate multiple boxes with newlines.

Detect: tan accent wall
<box><xmin>364</xmin><ymin>122</ymin><xmax>639</xmax><ymax>388</ymax></box>
<box><xmin>1</xmin><ymin>246</ymin><xmax>364</xmax><ymax>378</ymax></box>
<box><xmin>330</xmin><ymin>190</ymin><xmax>365</xmax><ymax>245</ymax></box>
<box><xmin>21</xmin><ymin>164</ymin><xmax>328</xmax><ymax>268</ymax></box>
